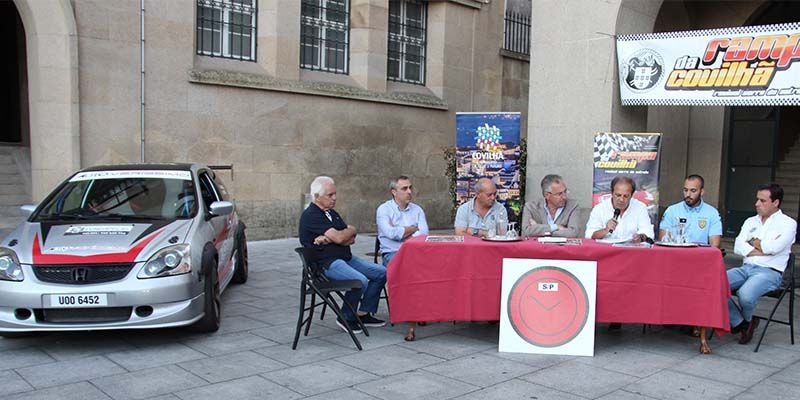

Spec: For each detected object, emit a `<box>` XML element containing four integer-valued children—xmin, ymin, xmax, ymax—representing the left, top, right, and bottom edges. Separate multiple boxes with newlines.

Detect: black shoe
<box><xmin>730</xmin><ymin>321</ymin><xmax>747</xmax><ymax>334</ymax></box>
<box><xmin>739</xmin><ymin>317</ymin><xmax>760</xmax><ymax>345</ymax></box>
<box><xmin>336</xmin><ymin>318</ymin><xmax>363</xmax><ymax>334</ymax></box>
<box><xmin>359</xmin><ymin>314</ymin><xmax>386</xmax><ymax>327</ymax></box>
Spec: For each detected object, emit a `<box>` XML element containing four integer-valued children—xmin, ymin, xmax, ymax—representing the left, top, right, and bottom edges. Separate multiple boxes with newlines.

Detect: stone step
<box><xmin>0</xmin><ymin>174</ymin><xmax>24</xmax><ymax>185</ymax></box>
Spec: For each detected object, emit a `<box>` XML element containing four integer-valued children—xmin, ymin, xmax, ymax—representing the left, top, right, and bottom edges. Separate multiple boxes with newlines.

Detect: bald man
<box><xmin>454</xmin><ymin>178</ymin><xmax>508</xmax><ymax>238</ymax></box>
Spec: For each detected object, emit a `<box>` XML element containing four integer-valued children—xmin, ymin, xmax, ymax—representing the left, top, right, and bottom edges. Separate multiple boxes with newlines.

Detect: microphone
<box><xmin>608</xmin><ymin>208</ymin><xmax>621</xmax><ymax>234</ymax></box>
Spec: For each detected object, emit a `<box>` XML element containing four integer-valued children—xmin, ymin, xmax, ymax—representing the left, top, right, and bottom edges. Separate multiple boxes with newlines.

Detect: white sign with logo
<box><xmin>499</xmin><ymin>258</ymin><xmax>597</xmax><ymax>357</ymax></box>
<box><xmin>617</xmin><ymin>22</ymin><xmax>800</xmax><ymax>106</ymax></box>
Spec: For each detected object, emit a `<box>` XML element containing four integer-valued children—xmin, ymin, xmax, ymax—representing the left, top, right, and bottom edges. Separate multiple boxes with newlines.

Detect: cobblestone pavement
<box><xmin>0</xmin><ymin>237</ymin><xmax>798</xmax><ymax>399</ymax></box>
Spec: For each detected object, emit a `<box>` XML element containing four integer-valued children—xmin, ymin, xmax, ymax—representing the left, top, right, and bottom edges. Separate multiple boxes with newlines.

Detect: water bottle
<box><xmin>486</xmin><ymin>215</ymin><xmax>496</xmax><ymax>238</ymax></box>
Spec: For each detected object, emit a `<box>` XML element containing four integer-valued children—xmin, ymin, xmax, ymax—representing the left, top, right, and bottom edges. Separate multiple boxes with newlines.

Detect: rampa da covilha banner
<box><xmin>592</xmin><ymin>133</ymin><xmax>662</xmax><ymax>225</ymax></box>
<box><xmin>617</xmin><ymin>23</ymin><xmax>800</xmax><ymax>106</ymax></box>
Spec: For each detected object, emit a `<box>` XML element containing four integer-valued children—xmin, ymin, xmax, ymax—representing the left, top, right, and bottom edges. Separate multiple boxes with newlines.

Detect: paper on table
<box><xmin>537</xmin><ymin>237</ymin><xmax>567</xmax><ymax>243</ymax></box>
<box><xmin>596</xmin><ymin>237</ymin><xmax>631</xmax><ymax>244</ymax></box>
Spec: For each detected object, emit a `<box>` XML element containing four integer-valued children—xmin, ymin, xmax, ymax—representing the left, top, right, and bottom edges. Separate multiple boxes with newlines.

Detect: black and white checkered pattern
<box><xmin>622</xmin><ymin>97</ymin><xmax>800</xmax><ymax>106</ymax></box>
<box><xmin>593</xmin><ymin>133</ymin><xmax>650</xmax><ymax>163</ymax></box>
<box><xmin>618</xmin><ymin>22</ymin><xmax>800</xmax><ymax>42</ymax></box>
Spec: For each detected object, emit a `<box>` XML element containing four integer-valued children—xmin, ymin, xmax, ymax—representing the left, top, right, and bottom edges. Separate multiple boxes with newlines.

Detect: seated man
<box><xmin>659</xmin><ymin>174</ymin><xmax>722</xmax><ymax>247</ymax></box>
<box><xmin>126</xmin><ymin>179</ymin><xmax>167</xmax><ymax>216</ymax></box>
<box><xmin>376</xmin><ymin>175</ymin><xmax>429</xmax><ymax>266</ymax></box>
<box><xmin>729</xmin><ymin>183</ymin><xmax>797</xmax><ymax>344</ymax></box>
<box><xmin>585</xmin><ymin>176</ymin><xmax>654</xmax><ymax>242</ymax></box>
<box><xmin>299</xmin><ymin>176</ymin><xmax>387</xmax><ymax>333</ymax></box>
<box><xmin>376</xmin><ymin>175</ymin><xmax>428</xmax><ymax>342</ymax></box>
<box><xmin>455</xmin><ymin>178</ymin><xmax>508</xmax><ymax>237</ymax></box>
<box><xmin>522</xmin><ymin>174</ymin><xmax>581</xmax><ymax>237</ymax></box>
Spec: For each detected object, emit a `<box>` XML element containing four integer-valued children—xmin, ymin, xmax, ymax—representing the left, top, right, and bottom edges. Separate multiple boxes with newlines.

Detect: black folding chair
<box><xmin>731</xmin><ymin>253</ymin><xmax>796</xmax><ymax>352</ymax></box>
<box><xmin>292</xmin><ymin>247</ymin><xmax>368</xmax><ymax>351</ymax></box>
<box><xmin>373</xmin><ymin>236</ymin><xmax>391</xmax><ymax>315</ymax></box>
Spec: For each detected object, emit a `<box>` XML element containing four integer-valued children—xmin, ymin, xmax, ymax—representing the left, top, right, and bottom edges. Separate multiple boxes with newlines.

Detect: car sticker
<box><xmin>69</xmin><ymin>170</ymin><xmax>192</xmax><ymax>182</ymax></box>
<box><xmin>64</xmin><ymin>225</ymin><xmax>134</xmax><ymax>236</ymax></box>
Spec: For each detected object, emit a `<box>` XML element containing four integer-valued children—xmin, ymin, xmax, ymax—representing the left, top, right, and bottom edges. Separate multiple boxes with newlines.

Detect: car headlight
<box><xmin>137</xmin><ymin>244</ymin><xmax>191</xmax><ymax>279</ymax></box>
<box><xmin>0</xmin><ymin>247</ymin><xmax>23</xmax><ymax>282</ymax></box>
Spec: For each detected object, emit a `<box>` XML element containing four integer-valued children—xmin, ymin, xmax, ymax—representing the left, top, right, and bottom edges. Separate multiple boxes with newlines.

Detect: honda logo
<box><xmin>72</xmin><ymin>268</ymin><xmax>89</xmax><ymax>282</ymax></box>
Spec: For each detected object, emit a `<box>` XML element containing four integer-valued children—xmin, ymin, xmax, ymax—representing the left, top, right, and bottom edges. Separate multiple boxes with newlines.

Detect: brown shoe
<box><xmin>739</xmin><ymin>317</ymin><xmax>760</xmax><ymax>345</ymax></box>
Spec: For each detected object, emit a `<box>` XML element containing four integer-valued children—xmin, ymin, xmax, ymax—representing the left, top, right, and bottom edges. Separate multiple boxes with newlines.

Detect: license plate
<box><xmin>46</xmin><ymin>294</ymin><xmax>108</xmax><ymax>308</ymax></box>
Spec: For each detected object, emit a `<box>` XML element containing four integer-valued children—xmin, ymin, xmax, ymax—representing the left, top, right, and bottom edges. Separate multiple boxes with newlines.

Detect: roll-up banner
<box><xmin>455</xmin><ymin>112</ymin><xmax>522</xmax><ymax>220</ymax></box>
<box><xmin>592</xmin><ymin>133</ymin><xmax>662</xmax><ymax>225</ymax></box>
<box><xmin>617</xmin><ymin>23</ymin><xmax>800</xmax><ymax>106</ymax></box>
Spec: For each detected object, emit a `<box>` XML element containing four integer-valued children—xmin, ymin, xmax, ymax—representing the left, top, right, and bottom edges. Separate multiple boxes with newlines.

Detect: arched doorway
<box><xmin>0</xmin><ymin>1</ymin><xmax>27</xmax><ymax>145</ymax></box>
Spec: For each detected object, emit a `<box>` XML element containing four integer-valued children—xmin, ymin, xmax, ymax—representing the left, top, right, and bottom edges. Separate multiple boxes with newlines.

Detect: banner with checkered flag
<box><xmin>617</xmin><ymin>23</ymin><xmax>800</xmax><ymax>106</ymax></box>
<box><xmin>592</xmin><ymin>132</ymin><xmax>662</xmax><ymax>226</ymax></box>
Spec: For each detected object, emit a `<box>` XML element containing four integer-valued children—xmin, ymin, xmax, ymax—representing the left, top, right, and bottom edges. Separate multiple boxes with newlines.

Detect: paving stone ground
<box><xmin>1</xmin><ymin>237</ymin><xmax>799</xmax><ymax>400</ymax></box>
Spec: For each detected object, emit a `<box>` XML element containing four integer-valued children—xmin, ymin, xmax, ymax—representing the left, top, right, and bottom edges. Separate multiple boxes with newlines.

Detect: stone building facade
<box><xmin>5</xmin><ymin>0</ymin><xmax>530</xmax><ymax>239</ymax></box>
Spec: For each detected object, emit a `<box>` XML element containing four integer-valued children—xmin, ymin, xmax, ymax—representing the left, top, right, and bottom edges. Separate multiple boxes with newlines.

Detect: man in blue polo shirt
<box><xmin>658</xmin><ymin>174</ymin><xmax>722</xmax><ymax>247</ymax></box>
<box><xmin>299</xmin><ymin>176</ymin><xmax>387</xmax><ymax>334</ymax></box>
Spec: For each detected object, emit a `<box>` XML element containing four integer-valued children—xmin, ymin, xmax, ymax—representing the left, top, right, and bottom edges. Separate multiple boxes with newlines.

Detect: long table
<box><xmin>386</xmin><ymin>236</ymin><xmax>730</xmax><ymax>353</ymax></box>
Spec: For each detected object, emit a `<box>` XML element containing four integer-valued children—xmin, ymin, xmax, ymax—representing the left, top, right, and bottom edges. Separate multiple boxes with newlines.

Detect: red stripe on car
<box><xmin>32</xmin><ymin>229</ymin><xmax>164</xmax><ymax>265</ymax></box>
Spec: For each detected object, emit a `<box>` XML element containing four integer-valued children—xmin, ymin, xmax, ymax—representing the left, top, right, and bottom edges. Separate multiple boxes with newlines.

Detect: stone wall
<box><xmin>67</xmin><ymin>0</ymin><xmax>521</xmax><ymax>239</ymax></box>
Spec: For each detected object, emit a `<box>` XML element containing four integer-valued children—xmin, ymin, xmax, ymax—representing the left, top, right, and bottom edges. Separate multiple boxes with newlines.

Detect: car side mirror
<box><xmin>20</xmin><ymin>204</ymin><xmax>37</xmax><ymax>218</ymax></box>
<box><xmin>208</xmin><ymin>201</ymin><xmax>233</xmax><ymax>218</ymax></box>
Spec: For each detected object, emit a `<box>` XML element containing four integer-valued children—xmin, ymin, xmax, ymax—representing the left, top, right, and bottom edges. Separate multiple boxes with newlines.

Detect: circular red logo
<box><xmin>507</xmin><ymin>266</ymin><xmax>589</xmax><ymax>347</ymax></box>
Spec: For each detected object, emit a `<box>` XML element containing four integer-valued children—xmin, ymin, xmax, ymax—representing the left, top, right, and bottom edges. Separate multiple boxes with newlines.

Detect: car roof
<box><xmin>80</xmin><ymin>163</ymin><xmax>198</xmax><ymax>172</ymax></box>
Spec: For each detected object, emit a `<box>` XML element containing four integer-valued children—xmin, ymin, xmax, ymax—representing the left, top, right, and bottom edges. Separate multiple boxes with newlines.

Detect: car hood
<box><xmin>7</xmin><ymin>219</ymin><xmax>193</xmax><ymax>265</ymax></box>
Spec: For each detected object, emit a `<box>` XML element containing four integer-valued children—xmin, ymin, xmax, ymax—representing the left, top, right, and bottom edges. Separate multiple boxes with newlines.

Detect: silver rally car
<box><xmin>0</xmin><ymin>164</ymin><xmax>248</xmax><ymax>335</ymax></box>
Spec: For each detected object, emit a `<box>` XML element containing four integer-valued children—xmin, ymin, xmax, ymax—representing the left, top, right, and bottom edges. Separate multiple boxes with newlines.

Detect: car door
<box><xmin>198</xmin><ymin>171</ymin><xmax>234</xmax><ymax>279</ymax></box>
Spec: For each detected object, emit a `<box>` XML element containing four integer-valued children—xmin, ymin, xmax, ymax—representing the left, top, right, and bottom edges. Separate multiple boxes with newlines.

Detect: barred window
<box><xmin>300</xmin><ymin>0</ymin><xmax>350</xmax><ymax>74</ymax></box>
<box><xmin>196</xmin><ymin>0</ymin><xmax>257</xmax><ymax>61</ymax></box>
<box><xmin>388</xmin><ymin>0</ymin><xmax>426</xmax><ymax>85</ymax></box>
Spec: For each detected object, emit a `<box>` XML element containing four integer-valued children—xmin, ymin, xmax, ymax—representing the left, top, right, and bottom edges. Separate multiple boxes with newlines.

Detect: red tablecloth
<box><xmin>387</xmin><ymin>236</ymin><xmax>730</xmax><ymax>332</ymax></box>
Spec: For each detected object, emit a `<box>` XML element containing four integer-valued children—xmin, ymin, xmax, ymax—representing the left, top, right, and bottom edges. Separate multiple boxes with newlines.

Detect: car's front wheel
<box><xmin>190</xmin><ymin>253</ymin><xmax>221</xmax><ymax>333</ymax></box>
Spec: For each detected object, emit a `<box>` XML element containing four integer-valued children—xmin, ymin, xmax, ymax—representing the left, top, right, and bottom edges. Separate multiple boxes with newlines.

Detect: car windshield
<box><xmin>34</xmin><ymin>170</ymin><xmax>198</xmax><ymax>221</ymax></box>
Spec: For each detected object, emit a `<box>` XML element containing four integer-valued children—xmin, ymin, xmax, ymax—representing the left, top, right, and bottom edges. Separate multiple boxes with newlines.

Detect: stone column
<box><xmin>260</xmin><ymin>0</ymin><xmax>301</xmax><ymax>80</ymax></box>
<box><xmin>14</xmin><ymin>0</ymin><xmax>81</xmax><ymax>201</ymax></box>
<box><xmin>349</xmin><ymin>0</ymin><xmax>388</xmax><ymax>91</ymax></box>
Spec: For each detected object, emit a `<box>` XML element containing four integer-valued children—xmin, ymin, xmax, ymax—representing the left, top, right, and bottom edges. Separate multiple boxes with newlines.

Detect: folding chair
<box><xmin>292</xmin><ymin>247</ymin><xmax>369</xmax><ymax>351</ymax></box>
<box><xmin>731</xmin><ymin>253</ymin><xmax>796</xmax><ymax>352</ymax></box>
<box><xmin>373</xmin><ymin>236</ymin><xmax>391</xmax><ymax>315</ymax></box>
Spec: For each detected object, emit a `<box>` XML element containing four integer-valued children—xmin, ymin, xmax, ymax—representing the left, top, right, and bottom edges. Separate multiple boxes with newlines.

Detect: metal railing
<box><xmin>503</xmin><ymin>11</ymin><xmax>531</xmax><ymax>56</ymax></box>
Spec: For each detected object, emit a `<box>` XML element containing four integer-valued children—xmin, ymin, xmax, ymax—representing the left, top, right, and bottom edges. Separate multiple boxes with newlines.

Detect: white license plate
<box><xmin>46</xmin><ymin>294</ymin><xmax>108</xmax><ymax>308</ymax></box>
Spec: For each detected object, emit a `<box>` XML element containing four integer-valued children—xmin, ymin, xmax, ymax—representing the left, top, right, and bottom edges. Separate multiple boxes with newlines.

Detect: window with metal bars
<box><xmin>388</xmin><ymin>0</ymin><xmax>426</xmax><ymax>85</ymax></box>
<box><xmin>300</xmin><ymin>0</ymin><xmax>350</xmax><ymax>74</ymax></box>
<box><xmin>196</xmin><ymin>0</ymin><xmax>257</xmax><ymax>61</ymax></box>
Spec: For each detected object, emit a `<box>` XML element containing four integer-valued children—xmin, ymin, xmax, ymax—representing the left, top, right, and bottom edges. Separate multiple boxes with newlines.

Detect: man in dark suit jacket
<box><xmin>521</xmin><ymin>174</ymin><xmax>582</xmax><ymax>237</ymax></box>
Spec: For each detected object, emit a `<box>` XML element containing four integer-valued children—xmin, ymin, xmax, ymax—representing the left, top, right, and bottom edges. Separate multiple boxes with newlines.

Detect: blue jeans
<box><xmin>381</xmin><ymin>251</ymin><xmax>396</xmax><ymax>267</ymax></box>
<box><xmin>325</xmin><ymin>256</ymin><xmax>387</xmax><ymax>321</ymax></box>
<box><xmin>728</xmin><ymin>263</ymin><xmax>782</xmax><ymax>327</ymax></box>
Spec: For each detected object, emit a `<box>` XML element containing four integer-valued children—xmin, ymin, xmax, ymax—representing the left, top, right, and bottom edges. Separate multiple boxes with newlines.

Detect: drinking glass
<box><xmin>496</xmin><ymin>214</ymin><xmax>508</xmax><ymax>237</ymax></box>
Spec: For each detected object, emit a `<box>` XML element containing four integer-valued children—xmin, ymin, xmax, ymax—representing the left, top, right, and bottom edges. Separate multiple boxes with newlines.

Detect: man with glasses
<box><xmin>585</xmin><ymin>176</ymin><xmax>654</xmax><ymax>242</ymax></box>
<box><xmin>455</xmin><ymin>178</ymin><xmax>508</xmax><ymax>238</ymax></box>
<box><xmin>522</xmin><ymin>174</ymin><xmax>581</xmax><ymax>237</ymax></box>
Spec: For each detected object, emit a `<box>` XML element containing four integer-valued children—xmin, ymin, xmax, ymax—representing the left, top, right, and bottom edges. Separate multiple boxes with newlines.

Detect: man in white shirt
<box><xmin>376</xmin><ymin>175</ymin><xmax>429</xmax><ymax>266</ymax></box>
<box><xmin>729</xmin><ymin>183</ymin><xmax>797</xmax><ymax>344</ymax></box>
<box><xmin>585</xmin><ymin>176</ymin><xmax>654</xmax><ymax>242</ymax></box>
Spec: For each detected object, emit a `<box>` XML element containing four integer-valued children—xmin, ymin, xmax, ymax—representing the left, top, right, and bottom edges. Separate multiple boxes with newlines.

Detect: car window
<box><xmin>198</xmin><ymin>172</ymin><xmax>221</xmax><ymax>210</ymax></box>
<box><xmin>211</xmin><ymin>175</ymin><xmax>230</xmax><ymax>201</ymax></box>
<box><xmin>35</xmin><ymin>173</ymin><xmax>198</xmax><ymax>221</ymax></box>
